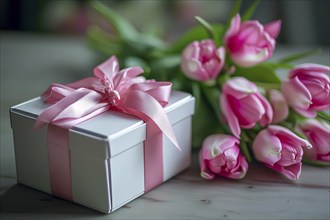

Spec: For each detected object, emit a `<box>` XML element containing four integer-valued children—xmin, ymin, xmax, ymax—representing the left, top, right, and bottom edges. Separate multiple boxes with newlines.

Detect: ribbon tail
<box><xmin>120</xmin><ymin>90</ymin><xmax>180</xmax><ymax>151</ymax></box>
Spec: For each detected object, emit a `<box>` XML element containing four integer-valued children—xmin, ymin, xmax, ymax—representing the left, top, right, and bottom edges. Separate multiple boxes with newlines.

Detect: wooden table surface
<box><xmin>1</xmin><ymin>32</ymin><xmax>329</xmax><ymax>220</ymax></box>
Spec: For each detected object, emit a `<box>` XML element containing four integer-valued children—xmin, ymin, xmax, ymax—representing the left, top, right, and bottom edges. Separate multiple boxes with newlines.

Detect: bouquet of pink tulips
<box><xmin>88</xmin><ymin>1</ymin><xmax>329</xmax><ymax>180</ymax></box>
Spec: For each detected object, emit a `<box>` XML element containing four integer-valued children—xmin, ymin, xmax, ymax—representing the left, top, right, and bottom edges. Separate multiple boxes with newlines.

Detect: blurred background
<box><xmin>1</xmin><ymin>0</ymin><xmax>329</xmax><ymax>46</ymax></box>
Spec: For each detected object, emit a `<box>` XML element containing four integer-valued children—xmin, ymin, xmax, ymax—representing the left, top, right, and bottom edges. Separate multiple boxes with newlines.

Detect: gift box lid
<box><xmin>11</xmin><ymin>91</ymin><xmax>195</xmax><ymax>159</ymax></box>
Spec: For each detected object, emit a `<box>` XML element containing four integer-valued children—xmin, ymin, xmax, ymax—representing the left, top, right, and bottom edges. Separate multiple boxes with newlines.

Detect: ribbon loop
<box><xmin>36</xmin><ymin>56</ymin><xmax>177</xmax><ymax>144</ymax></box>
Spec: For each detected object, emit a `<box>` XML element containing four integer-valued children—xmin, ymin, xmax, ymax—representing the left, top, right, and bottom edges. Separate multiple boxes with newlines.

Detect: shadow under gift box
<box><xmin>10</xmin><ymin>90</ymin><xmax>195</xmax><ymax>213</ymax></box>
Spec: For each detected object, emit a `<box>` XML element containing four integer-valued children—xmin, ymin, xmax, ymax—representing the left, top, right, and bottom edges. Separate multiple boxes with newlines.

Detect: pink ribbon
<box><xmin>36</xmin><ymin>56</ymin><xmax>180</xmax><ymax>200</ymax></box>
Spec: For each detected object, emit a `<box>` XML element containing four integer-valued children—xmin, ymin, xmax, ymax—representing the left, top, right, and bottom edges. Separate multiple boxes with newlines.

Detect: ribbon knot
<box><xmin>100</xmin><ymin>78</ymin><xmax>120</xmax><ymax>106</ymax></box>
<box><xmin>106</xmin><ymin>88</ymin><xmax>120</xmax><ymax>106</ymax></box>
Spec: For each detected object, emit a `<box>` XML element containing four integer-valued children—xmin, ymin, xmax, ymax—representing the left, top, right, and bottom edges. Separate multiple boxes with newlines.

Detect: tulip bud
<box><xmin>253</xmin><ymin>125</ymin><xmax>312</xmax><ymax>180</ymax></box>
<box><xmin>224</xmin><ymin>14</ymin><xmax>281</xmax><ymax>67</ymax></box>
<box><xmin>297</xmin><ymin>119</ymin><xmax>330</xmax><ymax>162</ymax></box>
<box><xmin>181</xmin><ymin>39</ymin><xmax>225</xmax><ymax>81</ymax></box>
<box><xmin>199</xmin><ymin>134</ymin><xmax>248</xmax><ymax>180</ymax></box>
<box><xmin>282</xmin><ymin>63</ymin><xmax>330</xmax><ymax>118</ymax></box>
<box><xmin>220</xmin><ymin>77</ymin><xmax>273</xmax><ymax>138</ymax></box>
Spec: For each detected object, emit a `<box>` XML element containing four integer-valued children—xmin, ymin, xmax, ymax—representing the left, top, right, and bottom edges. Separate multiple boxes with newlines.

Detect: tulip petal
<box><xmin>264</xmin><ymin>20</ymin><xmax>282</xmax><ymax>38</ymax></box>
<box><xmin>294</xmin><ymin>107</ymin><xmax>317</xmax><ymax>118</ymax></box>
<box><xmin>256</xmin><ymin>93</ymin><xmax>273</xmax><ymax>126</ymax></box>
<box><xmin>277</xmin><ymin>143</ymin><xmax>302</xmax><ymax>166</ymax></box>
<box><xmin>253</xmin><ymin>129</ymin><xmax>282</xmax><ymax>166</ymax></box>
<box><xmin>319</xmin><ymin>154</ymin><xmax>330</xmax><ymax>162</ymax></box>
<box><xmin>223</xmin><ymin>145</ymin><xmax>240</xmax><ymax>162</ymax></box>
<box><xmin>268</xmin><ymin>125</ymin><xmax>312</xmax><ymax>149</ymax></box>
<box><xmin>271</xmin><ymin>162</ymin><xmax>302</xmax><ymax>180</ymax></box>
<box><xmin>222</xmin><ymin>155</ymin><xmax>248</xmax><ymax>179</ymax></box>
<box><xmin>216</xmin><ymin>46</ymin><xmax>226</xmax><ymax>70</ymax></box>
<box><xmin>224</xmin><ymin>77</ymin><xmax>258</xmax><ymax>98</ymax></box>
<box><xmin>290</xmin><ymin>63</ymin><xmax>330</xmax><ymax>78</ymax></box>
<box><xmin>225</xmin><ymin>14</ymin><xmax>241</xmax><ymax>43</ymax></box>
<box><xmin>182</xmin><ymin>41</ymin><xmax>200</xmax><ymax>60</ymax></box>
<box><xmin>182</xmin><ymin>59</ymin><xmax>209</xmax><ymax>81</ymax></box>
<box><xmin>240</xmin><ymin>21</ymin><xmax>264</xmax><ymax>45</ymax></box>
<box><xmin>201</xmin><ymin>134</ymin><xmax>239</xmax><ymax>160</ymax></box>
<box><xmin>231</xmin><ymin>94</ymin><xmax>265</xmax><ymax>128</ymax></box>
<box><xmin>231</xmin><ymin>47</ymin><xmax>268</xmax><ymax>67</ymax></box>
<box><xmin>199</xmin><ymin>151</ymin><xmax>215</xmax><ymax>180</ymax></box>
<box><xmin>203</xmin><ymin>58</ymin><xmax>221</xmax><ymax>79</ymax></box>
<box><xmin>220</xmin><ymin>93</ymin><xmax>241</xmax><ymax>138</ymax></box>
<box><xmin>282</xmin><ymin>77</ymin><xmax>312</xmax><ymax>110</ymax></box>
<box><xmin>299</xmin><ymin>119</ymin><xmax>330</xmax><ymax>157</ymax></box>
<box><xmin>301</xmin><ymin>78</ymin><xmax>325</xmax><ymax>100</ymax></box>
<box><xmin>269</xmin><ymin>89</ymin><xmax>289</xmax><ymax>123</ymax></box>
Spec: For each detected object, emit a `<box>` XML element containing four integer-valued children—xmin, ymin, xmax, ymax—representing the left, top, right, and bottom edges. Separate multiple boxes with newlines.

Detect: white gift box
<box><xmin>10</xmin><ymin>90</ymin><xmax>195</xmax><ymax>213</ymax></box>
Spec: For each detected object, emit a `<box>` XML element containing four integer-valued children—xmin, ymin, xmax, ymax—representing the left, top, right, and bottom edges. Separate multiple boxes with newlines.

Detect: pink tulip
<box><xmin>297</xmin><ymin>119</ymin><xmax>330</xmax><ymax>162</ymax></box>
<box><xmin>181</xmin><ymin>39</ymin><xmax>225</xmax><ymax>81</ymax></box>
<box><xmin>269</xmin><ymin>89</ymin><xmax>289</xmax><ymax>123</ymax></box>
<box><xmin>220</xmin><ymin>77</ymin><xmax>273</xmax><ymax>138</ymax></box>
<box><xmin>224</xmin><ymin>14</ymin><xmax>281</xmax><ymax>67</ymax></box>
<box><xmin>282</xmin><ymin>64</ymin><xmax>330</xmax><ymax>118</ymax></box>
<box><xmin>253</xmin><ymin>125</ymin><xmax>312</xmax><ymax>180</ymax></box>
<box><xmin>199</xmin><ymin>134</ymin><xmax>248</xmax><ymax>180</ymax></box>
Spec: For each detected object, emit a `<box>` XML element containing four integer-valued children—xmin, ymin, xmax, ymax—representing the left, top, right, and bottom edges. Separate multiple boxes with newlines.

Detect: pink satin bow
<box><xmin>36</xmin><ymin>56</ymin><xmax>179</xmax><ymax>150</ymax></box>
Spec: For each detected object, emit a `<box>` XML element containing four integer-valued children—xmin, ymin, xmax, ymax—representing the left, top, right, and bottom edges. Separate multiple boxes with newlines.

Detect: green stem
<box><xmin>195</xmin><ymin>16</ymin><xmax>216</xmax><ymax>40</ymax></box>
<box><xmin>302</xmin><ymin>158</ymin><xmax>330</xmax><ymax>167</ymax></box>
<box><xmin>278</xmin><ymin>49</ymin><xmax>321</xmax><ymax>63</ymax></box>
<box><xmin>240</xmin><ymin>130</ymin><xmax>252</xmax><ymax>163</ymax></box>
<box><xmin>217</xmin><ymin>72</ymin><xmax>231</xmax><ymax>89</ymax></box>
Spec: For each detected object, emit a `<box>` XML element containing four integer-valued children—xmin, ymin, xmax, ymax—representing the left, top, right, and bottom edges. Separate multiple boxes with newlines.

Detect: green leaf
<box><xmin>191</xmin><ymin>83</ymin><xmax>225</xmax><ymax>149</ymax></box>
<box><xmin>120</xmin><ymin>36</ymin><xmax>166</xmax><ymax>59</ymax></box>
<box><xmin>278</xmin><ymin>120</ymin><xmax>309</xmax><ymax>140</ymax></box>
<box><xmin>124</xmin><ymin>56</ymin><xmax>150</xmax><ymax>74</ymax></box>
<box><xmin>278</xmin><ymin>49</ymin><xmax>321</xmax><ymax>63</ymax></box>
<box><xmin>317</xmin><ymin>111</ymin><xmax>330</xmax><ymax>122</ymax></box>
<box><xmin>235</xmin><ymin>65</ymin><xmax>281</xmax><ymax>83</ymax></box>
<box><xmin>192</xmin><ymin>82</ymin><xmax>201</xmax><ymax>112</ymax></box>
<box><xmin>152</xmin><ymin>55</ymin><xmax>180</xmax><ymax>69</ymax></box>
<box><xmin>166</xmin><ymin>24</ymin><xmax>224</xmax><ymax>54</ymax></box>
<box><xmin>91</xmin><ymin>1</ymin><xmax>138</xmax><ymax>41</ymax></box>
<box><xmin>87</xmin><ymin>26</ymin><xmax>122</xmax><ymax>55</ymax></box>
<box><xmin>91</xmin><ymin>2</ymin><xmax>166</xmax><ymax>56</ymax></box>
<box><xmin>170</xmin><ymin>69</ymin><xmax>191</xmax><ymax>91</ymax></box>
<box><xmin>213</xmin><ymin>25</ymin><xmax>225</xmax><ymax>46</ymax></box>
<box><xmin>195</xmin><ymin>16</ymin><xmax>215</xmax><ymax>40</ymax></box>
<box><xmin>302</xmin><ymin>158</ymin><xmax>330</xmax><ymax>167</ymax></box>
<box><xmin>137</xmin><ymin>34</ymin><xmax>166</xmax><ymax>51</ymax></box>
<box><xmin>201</xmin><ymin>86</ymin><xmax>221</xmax><ymax>121</ymax></box>
<box><xmin>242</xmin><ymin>0</ymin><xmax>261</xmax><ymax>21</ymax></box>
<box><xmin>291</xmin><ymin>129</ymin><xmax>308</xmax><ymax>141</ymax></box>
<box><xmin>262</xmin><ymin>62</ymin><xmax>294</xmax><ymax>70</ymax></box>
